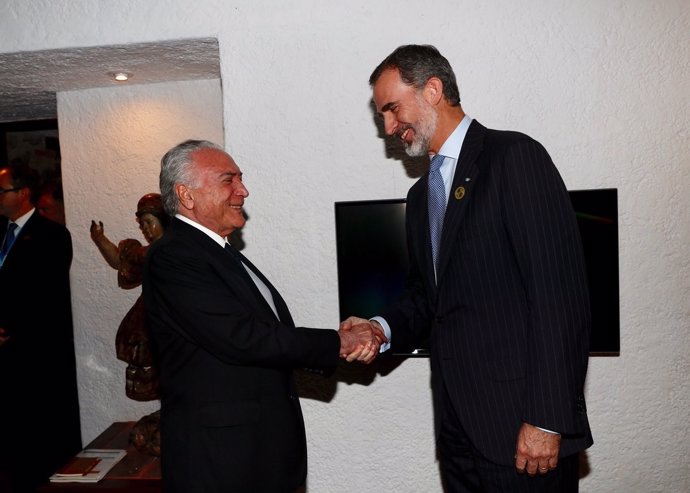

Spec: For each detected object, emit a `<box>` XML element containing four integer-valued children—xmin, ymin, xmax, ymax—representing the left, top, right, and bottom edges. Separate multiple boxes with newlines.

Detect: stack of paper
<box><xmin>50</xmin><ymin>449</ymin><xmax>127</xmax><ymax>483</ymax></box>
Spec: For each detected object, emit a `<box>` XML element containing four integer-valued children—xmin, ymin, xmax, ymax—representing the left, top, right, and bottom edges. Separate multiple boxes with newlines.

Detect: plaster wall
<box><xmin>2</xmin><ymin>1</ymin><xmax>689</xmax><ymax>491</ymax></box>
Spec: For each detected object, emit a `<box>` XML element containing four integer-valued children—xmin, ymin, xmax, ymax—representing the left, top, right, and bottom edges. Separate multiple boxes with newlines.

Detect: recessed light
<box><xmin>112</xmin><ymin>72</ymin><xmax>132</xmax><ymax>82</ymax></box>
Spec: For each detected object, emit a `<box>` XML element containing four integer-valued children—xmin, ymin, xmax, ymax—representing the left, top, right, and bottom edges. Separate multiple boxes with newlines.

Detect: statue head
<box><xmin>136</xmin><ymin>193</ymin><xmax>169</xmax><ymax>225</ymax></box>
<box><xmin>135</xmin><ymin>193</ymin><xmax>170</xmax><ymax>244</ymax></box>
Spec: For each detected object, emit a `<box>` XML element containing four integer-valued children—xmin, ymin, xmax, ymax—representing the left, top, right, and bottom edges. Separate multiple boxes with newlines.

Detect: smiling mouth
<box><xmin>398</xmin><ymin>126</ymin><xmax>412</xmax><ymax>143</ymax></box>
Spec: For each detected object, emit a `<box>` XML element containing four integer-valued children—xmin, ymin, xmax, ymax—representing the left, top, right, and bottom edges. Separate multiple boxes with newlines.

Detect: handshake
<box><xmin>337</xmin><ymin>316</ymin><xmax>388</xmax><ymax>365</ymax></box>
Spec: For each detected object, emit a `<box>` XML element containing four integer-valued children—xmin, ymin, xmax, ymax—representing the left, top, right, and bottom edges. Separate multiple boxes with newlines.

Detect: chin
<box><xmin>405</xmin><ymin>142</ymin><xmax>428</xmax><ymax>157</ymax></box>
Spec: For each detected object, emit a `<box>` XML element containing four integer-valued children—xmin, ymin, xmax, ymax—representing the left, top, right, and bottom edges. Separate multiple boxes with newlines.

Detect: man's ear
<box><xmin>176</xmin><ymin>184</ymin><xmax>194</xmax><ymax>211</ymax></box>
<box><xmin>424</xmin><ymin>77</ymin><xmax>444</xmax><ymax>106</ymax></box>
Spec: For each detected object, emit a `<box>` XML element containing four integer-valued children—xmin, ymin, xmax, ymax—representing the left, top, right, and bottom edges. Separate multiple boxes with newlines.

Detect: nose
<box><xmin>383</xmin><ymin>113</ymin><xmax>398</xmax><ymax>136</ymax></box>
<box><xmin>235</xmin><ymin>181</ymin><xmax>249</xmax><ymax>198</ymax></box>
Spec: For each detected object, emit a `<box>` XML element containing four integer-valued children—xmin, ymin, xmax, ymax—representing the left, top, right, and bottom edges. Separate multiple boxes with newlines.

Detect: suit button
<box><xmin>435</xmin><ymin>316</ymin><xmax>444</xmax><ymax>324</ymax></box>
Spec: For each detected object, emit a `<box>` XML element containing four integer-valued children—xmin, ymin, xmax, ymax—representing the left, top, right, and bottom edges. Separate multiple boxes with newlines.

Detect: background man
<box><xmin>0</xmin><ymin>165</ymin><xmax>81</xmax><ymax>492</ymax></box>
<box><xmin>143</xmin><ymin>140</ymin><xmax>382</xmax><ymax>493</ymax></box>
<box><xmin>345</xmin><ymin>45</ymin><xmax>592</xmax><ymax>492</ymax></box>
<box><xmin>36</xmin><ymin>180</ymin><xmax>66</xmax><ymax>225</ymax></box>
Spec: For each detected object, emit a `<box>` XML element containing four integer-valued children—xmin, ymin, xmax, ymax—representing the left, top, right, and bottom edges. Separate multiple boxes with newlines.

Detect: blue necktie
<box><xmin>0</xmin><ymin>222</ymin><xmax>18</xmax><ymax>261</ymax></box>
<box><xmin>428</xmin><ymin>154</ymin><xmax>446</xmax><ymax>270</ymax></box>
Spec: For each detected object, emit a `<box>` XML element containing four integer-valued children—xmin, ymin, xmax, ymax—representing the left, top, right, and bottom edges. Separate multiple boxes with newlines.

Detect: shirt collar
<box><xmin>11</xmin><ymin>208</ymin><xmax>36</xmax><ymax>230</ymax></box>
<box><xmin>435</xmin><ymin>115</ymin><xmax>472</xmax><ymax>160</ymax></box>
<box><xmin>175</xmin><ymin>214</ymin><xmax>228</xmax><ymax>248</ymax></box>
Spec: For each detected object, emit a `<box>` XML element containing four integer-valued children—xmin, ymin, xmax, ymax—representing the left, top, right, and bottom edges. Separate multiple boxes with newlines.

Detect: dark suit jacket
<box><xmin>0</xmin><ymin>211</ymin><xmax>82</xmax><ymax>488</ymax></box>
<box><xmin>143</xmin><ymin>218</ymin><xmax>340</xmax><ymax>493</ymax></box>
<box><xmin>381</xmin><ymin>120</ymin><xmax>593</xmax><ymax>465</ymax></box>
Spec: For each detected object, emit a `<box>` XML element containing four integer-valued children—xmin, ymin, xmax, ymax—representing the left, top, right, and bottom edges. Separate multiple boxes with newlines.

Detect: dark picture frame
<box><xmin>1</xmin><ymin>119</ymin><xmax>61</xmax><ymax>182</ymax></box>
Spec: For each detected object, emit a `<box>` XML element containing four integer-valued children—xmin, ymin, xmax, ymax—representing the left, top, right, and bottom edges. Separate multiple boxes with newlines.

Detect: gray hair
<box><xmin>159</xmin><ymin>139</ymin><xmax>224</xmax><ymax>216</ymax></box>
<box><xmin>369</xmin><ymin>44</ymin><xmax>461</xmax><ymax>106</ymax></box>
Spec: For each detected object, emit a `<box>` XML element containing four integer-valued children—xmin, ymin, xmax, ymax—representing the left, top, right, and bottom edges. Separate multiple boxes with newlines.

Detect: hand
<box><xmin>340</xmin><ymin>317</ymin><xmax>388</xmax><ymax>344</ymax></box>
<box><xmin>514</xmin><ymin>422</ymin><xmax>561</xmax><ymax>476</ymax></box>
<box><xmin>339</xmin><ymin>316</ymin><xmax>369</xmax><ymax>331</ymax></box>
<box><xmin>338</xmin><ymin>317</ymin><xmax>388</xmax><ymax>364</ymax></box>
<box><xmin>345</xmin><ymin>324</ymin><xmax>379</xmax><ymax>364</ymax></box>
<box><xmin>338</xmin><ymin>322</ymin><xmax>381</xmax><ymax>364</ymax></box>
<box><xmin>90</xmin><ymin>220</ymin><xmax>104</xmax><ymax>242</ymax></box>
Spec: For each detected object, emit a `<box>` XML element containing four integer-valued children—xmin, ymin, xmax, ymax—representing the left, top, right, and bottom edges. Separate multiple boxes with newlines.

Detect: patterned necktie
<box><xmin>0</xmin><ymin>222</ymin><xmax>18</xmax><ymax>261</ymax></box>
<box><xmin>428</xmin><ymin>154</ymin><xmax>446</xmax><ymax>269</ymax></box>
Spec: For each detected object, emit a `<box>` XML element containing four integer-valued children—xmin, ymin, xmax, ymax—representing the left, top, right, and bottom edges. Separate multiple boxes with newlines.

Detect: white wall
<box><xmin>2</xmin><ymin>1</ymin><xmax>689</xmax><ymax>491</ymax></box>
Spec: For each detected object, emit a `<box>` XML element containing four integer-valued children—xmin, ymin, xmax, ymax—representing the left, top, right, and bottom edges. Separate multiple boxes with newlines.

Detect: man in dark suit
<box><xmin>344</xmin><ymin>45</ymin><xmax>592</xmax><ymax>491</ymax></box>
<box><xmin>143</xmin><ymin>140</ymin><xmax>382</xmax><ymax>493</ymax></box>
<box><xmin>0</xmin><ymin>165</ymin><xmax>81</xmax><ymax>492</ymax></box>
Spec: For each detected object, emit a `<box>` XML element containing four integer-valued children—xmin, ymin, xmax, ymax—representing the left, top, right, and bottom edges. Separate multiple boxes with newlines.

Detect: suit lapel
<box><xmin>436</xmin><ymin>120</ymin><xmax>486</xmax><ymax>282</ymax></box>
<box><xmin>232</xmin><ymin>247</ymin><xmax>295</xmax><ymax>327</ymax></box>
<box><xmin>408</xmin><ymin>184</ymin><xmax>438</xmax><ymax>291</ymax></box>
<box><xmin>171</xmin><ymin>220</ymin><xmax>287</xmax><ymax>324</ymax></box>
<box><xmin>217</xmin><ymin>244</ymin><xmax>288</xmax><ymax>325</ymax></box>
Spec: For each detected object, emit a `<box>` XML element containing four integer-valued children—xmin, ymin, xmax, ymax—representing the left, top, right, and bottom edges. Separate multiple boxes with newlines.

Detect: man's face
<box><xmin>372</xmin><ymin>68</ymin><xmax>438</xmax><ymax>157</ymax></box>
<box><xmin>0</xmin><ymin>168</ymin><xmax>24</xmax><ymax>219</ymax></box>
<box><xmin>186</xmin><ymin>148</ymin><xmax>249</xmax><ymax>237</ymax></box>
<box><xmin>37</xmin><ymin>193</ymin><xmax>65</xmax><ymax>225</ymax></box>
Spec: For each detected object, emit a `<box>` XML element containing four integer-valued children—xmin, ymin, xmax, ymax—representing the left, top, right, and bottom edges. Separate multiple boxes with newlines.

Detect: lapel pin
<box><xmin>454</xmin><ymin>186</ymin><xmax>466</xmax><ymax>200</ymax></box>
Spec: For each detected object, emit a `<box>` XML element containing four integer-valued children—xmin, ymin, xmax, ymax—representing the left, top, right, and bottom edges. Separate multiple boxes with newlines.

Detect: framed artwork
<box><xmin>0</xmin><ymin>119</ymin><xmax>60</xmax><ymax>182</ymax></box>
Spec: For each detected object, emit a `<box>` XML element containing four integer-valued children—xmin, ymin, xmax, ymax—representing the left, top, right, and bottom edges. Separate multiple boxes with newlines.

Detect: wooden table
<box><xmin>38</xmin><ymin>422</ymin><xmax>161</xmax><ymax>493</ymax></box>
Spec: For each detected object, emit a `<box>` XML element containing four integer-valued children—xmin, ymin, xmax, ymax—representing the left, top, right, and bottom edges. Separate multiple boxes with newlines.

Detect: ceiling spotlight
<box><xmin>112</xmin><ymin>72</ymin><xmax>132</xmax><ymax>82</ymax></box>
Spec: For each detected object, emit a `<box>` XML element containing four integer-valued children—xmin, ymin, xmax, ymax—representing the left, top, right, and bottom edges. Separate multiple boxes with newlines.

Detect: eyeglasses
<box><xmin>0</xmin><ymin>187</ymin><xmax>21</xmax><ymax>195</ymax></box>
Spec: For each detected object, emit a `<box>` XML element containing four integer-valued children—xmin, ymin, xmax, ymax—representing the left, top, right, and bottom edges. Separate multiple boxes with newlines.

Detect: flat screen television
<box><xmin>335</xmin><ymin>189</ymin><xmax>619</xmax><ymax>356</ymax></box>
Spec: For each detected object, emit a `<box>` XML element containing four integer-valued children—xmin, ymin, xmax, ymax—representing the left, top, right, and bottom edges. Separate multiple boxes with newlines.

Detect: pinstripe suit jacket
<box><xmin>143</xmin><ymin>218</ymin><xmax>340</xmax><ymax>492</ymax></box>
<box><xmin>381</xmin><ymin>120</ymin><xmax>593</xmax><ymax>465</ymax></box>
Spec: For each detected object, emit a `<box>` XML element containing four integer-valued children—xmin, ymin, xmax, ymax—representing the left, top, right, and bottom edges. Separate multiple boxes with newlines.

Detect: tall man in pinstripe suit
<box><xmin>343</xmin><ymin>45</ymin><xmax>592</xmax><ymax>491</ymax></box>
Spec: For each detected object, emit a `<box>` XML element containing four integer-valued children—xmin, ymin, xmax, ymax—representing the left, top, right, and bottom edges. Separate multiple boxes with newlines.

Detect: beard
<box><xmin>401</xmin><ymin>94</ymin><xmax>438</xmax><ymax>157</ymax></box>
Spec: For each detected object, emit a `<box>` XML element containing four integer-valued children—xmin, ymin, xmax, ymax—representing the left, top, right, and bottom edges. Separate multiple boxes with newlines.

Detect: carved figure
<box><xmin>90</xmin><ymin>193</ymin><xmax>170</xmax><ymax>456</ymax></box>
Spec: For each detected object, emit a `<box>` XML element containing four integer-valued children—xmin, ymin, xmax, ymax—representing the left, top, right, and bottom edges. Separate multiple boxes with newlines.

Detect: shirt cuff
<box><xmin>535</xmin><ymin>426</ymin><xmax>560</xmax><ymax>435</ymax></box>
<box><xmin>370</xmin><ymin>316</ymin><xmax>391</xmax><ymax>353</ymax></box>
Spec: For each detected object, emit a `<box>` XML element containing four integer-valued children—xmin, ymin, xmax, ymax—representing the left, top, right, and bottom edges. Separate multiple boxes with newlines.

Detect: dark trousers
<box><xmin>438</xmin><ymin>387</ymin><xmax>579</xmax><ymax>493</ymax></box>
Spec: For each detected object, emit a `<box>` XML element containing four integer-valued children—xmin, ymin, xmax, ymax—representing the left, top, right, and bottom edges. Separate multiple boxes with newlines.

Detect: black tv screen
<box><xmin>335</xmin><ymin>189</ymin><xmax>619</xmax><ymax>356</ymax></box>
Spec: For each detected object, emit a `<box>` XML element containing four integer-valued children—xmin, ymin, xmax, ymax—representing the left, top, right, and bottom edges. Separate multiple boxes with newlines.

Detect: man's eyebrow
<box><xmin>380</xmin><ymin>101</ymin><xmax>396</xmax><ymax>113</ymax></box>
<box><xmin>220</xmin><ymin>171</ymin><xmax>242</xmax><ymax>179</ymax></box>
